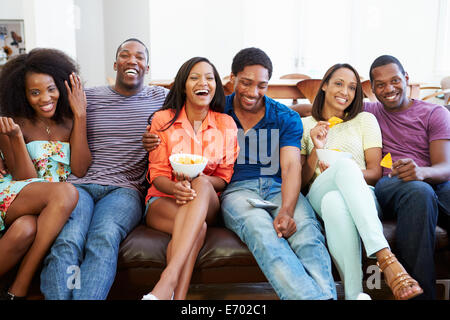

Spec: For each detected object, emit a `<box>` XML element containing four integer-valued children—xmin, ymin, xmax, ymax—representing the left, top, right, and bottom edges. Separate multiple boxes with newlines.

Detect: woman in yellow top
<box><xmin>142</xmin><ymin>57</ymin><xmax>239</xmax><ymax>300</ymax></box>
<box><xmin>300</xmin><ymin>63</ymin><xmax>422</xmax><ymax>300</ymax></box>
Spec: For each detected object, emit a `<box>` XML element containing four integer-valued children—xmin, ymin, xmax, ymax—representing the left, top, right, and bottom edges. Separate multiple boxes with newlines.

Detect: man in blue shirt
<box><xmin>220</xmin><ymin>48</ymin><xmax>336</xmax><ymax>299</ymax></box>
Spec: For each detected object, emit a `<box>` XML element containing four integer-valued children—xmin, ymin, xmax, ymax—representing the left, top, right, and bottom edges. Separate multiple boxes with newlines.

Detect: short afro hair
<box><xmin>369</xmin><ymin>55</ymin><xmax>405</xmax><ymax>82</ymax></box>
<box><xmin>115</xmin><ymin>38</ymin><xmax>149</xmax><ymax>64</ymax></box>
<box><xmin>231</xmin><ymin>47</ymin><xmax>273</xmax><ymax>80</ymax></box>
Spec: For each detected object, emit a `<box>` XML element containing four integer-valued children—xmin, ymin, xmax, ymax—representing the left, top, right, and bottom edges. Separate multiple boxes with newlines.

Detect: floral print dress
<box><xmin>0</xmin><ymin>141</ymin><xmax>71</xmax><ymax>231</ymax></box>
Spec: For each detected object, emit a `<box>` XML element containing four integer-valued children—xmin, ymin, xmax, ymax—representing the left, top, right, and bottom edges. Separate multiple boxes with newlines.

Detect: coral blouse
<box><xmin>145</xmin><ymin>106</ymin><xmax>239</xmax><ymax>202</ymax></box>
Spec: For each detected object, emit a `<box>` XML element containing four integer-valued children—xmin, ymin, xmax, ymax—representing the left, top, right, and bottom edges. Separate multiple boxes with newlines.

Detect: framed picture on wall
<box><xmin>0</xmin><ymin>19</ymin><xmax>26</xmax><ymax>67</ymax></box>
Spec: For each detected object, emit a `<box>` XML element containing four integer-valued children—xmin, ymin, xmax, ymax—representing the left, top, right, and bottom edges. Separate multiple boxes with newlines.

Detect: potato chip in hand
<box><xmin>380</xmin><ymin>153</ymin><xmax>393</xmax><ymax>168</ymax></box>
<box><xmin>328</xmin><ymin>116</ymin><xmax>343</xmax><ymax>128</ymax></box>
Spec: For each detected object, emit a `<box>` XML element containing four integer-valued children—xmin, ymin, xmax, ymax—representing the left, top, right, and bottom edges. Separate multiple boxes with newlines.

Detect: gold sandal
<box><xmin>377</xmin><ymin>253</ymin><xmax>423</xmax><ymax>300</ymax></box>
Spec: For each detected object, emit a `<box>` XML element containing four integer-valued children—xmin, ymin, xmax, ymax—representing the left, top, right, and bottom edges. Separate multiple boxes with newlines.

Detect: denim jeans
<box><xmin>306</xmin><ymin>158</ymin><xmax>388</xmax><ymax>300</ymax></box>
<box><xmin>375</xmin><ymin>177</ymin><xmax>450</xmax><ymax>300</ymax></box>
<box><xmin>40</xmin><ymin>184</ymin><xmax>143</xmax><ymax>300</ymax></box>
<box><xmin>221</xmin><ymin>178</ymin><xmax>337</xmax><ymax>300</ymax></box>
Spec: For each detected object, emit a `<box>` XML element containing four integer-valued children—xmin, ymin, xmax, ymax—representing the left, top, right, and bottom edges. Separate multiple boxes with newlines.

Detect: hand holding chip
<box><xmin>390</xmin><ymin>158</ymin><xmax>426</xmax><ymax>182</ymax></box>
<box><xmin>381</xmin><ymin>153</ymin><xmax>425</xmax><ymax>181</ymax></box>
<box><xmin>310</xmin><ymin>121</ymin><xmax>330</xmax><ymax>149</ymax></box>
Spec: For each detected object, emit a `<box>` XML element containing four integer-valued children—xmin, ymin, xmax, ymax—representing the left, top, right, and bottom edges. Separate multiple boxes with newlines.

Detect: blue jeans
<box><xmin>375</xmin><ymin>177</ymin><xmax>450</xmax><ymax>300</ymax></box>
<box><xmin>40</xmin><ymin>184</ymin><xmax>143</xmax><ymax>300</ymax></box>
<box><xmin>221</xmin><ymin>178</ymin><xmax>337</xmax><ymax>300</ymax></box>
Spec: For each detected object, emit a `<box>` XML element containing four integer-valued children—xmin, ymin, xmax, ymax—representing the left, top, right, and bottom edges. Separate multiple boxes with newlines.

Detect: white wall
<box><xmin>102</xmin><ymin>0</ymin><xmax>150</xmax><ymax>84</ymax></box>
<box><xmin>148</xmin><ymin>0</ymin><xmax>299</xmax><ymax>80</ymax></box>
<box><xmin>148</xmin><ymin>0</ymin><xmax>244</xmax><ymax>80</ymax></box>
<box><xmin>299</xmin><ymin>0</ymin><xmax>440</xmax><ymax>82</ymax></box>
<box><xmin>27</xmin><ymin>0</ymin><xmax>77</xmax><ymax>59</ymax></box>
<box><xmin>2</xmin><ymin>0</ymin><xmax>448</xmax><ymax>87</ymax></box>
<box><xmin>0</xmin><ymin>0</ymin><xmax>29</xmax><ymax>50</ymax></box>
<box><xmin>1</xmin><ymin>0</ymin><xmax>148</xmax><ymax>87</ymax></box>
<box><xmin>0</xmin><ymin>0</ymin><xmax>77</xmax><ymax>59</ymax></box>
<box><xmin>74</xmin><ymin>0</ymin><xmax>105</xmax><ymax>87</ymax></box>
<box><xmin>351</xmin><ymin>0</ymin><xmax>439</xmax><ymax>82</ymax></box>
<box><xmin>240</xmin><ymin>0</ymin><xmax>298</xmax><ymax>78</ymax></box>
<box><xmin>0</xmin><ymin>1</ymin><xmax>24</xmax><ymax>19</ymax></box>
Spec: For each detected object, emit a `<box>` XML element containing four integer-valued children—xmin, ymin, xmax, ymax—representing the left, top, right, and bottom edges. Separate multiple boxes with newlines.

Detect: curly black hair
<box><xmin>231</xmin><ymin>47</ymin><xmax>273</xmax><ymax>80</ymax></box>
<box><xmin>0</xmin><ymin>48</ymin><xmax>79</xmax><ymax>123</ymax></box>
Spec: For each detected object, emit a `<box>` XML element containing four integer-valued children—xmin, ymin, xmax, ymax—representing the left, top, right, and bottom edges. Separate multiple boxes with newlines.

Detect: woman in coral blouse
<box><xmin>142</xmin><ymin>57</ymin><xmax>239</xmax><ymax>300</ymax></box>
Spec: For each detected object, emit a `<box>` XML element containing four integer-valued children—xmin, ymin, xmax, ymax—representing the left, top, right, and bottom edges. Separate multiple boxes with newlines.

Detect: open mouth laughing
<box><xmin>40</xmin><ymin>102</ymin><xmax>55</xmax><ymax>112</ymax></box>
<box><xmin>194</xmin><ymin>89</ymin><xmax>210</xmax><ymax>96</ymax></box>
<box><xmin>124</xmin><ymin>68</ymin><xmax>138</xmax><ymax>77</ymax></box>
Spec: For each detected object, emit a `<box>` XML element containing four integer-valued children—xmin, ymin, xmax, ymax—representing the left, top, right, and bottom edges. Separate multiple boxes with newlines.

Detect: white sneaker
<box><xmin>141</xmin><ymin>292</ymin><xmax>174</xmax><ymax>300</ymax></box>
<box><xmin>356</xmin><ymin>292</ymin><xmax>372</xmax><ymax>300</ymax></box>
<box><xmin>142</xmin><ymin>292</ymin><xmax>159</xmax><ymax>300</ymax></box>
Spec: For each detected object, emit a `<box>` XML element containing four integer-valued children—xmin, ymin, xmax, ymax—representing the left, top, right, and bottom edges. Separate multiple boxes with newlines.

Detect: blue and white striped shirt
<box><xmin>68</xmin><ymin>85</ymin><xmax>168</xmax><ymax>196</ymax></box>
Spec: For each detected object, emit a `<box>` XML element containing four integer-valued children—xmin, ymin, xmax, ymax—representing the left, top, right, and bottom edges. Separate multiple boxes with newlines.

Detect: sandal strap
<box><xmin>377</xmin><ymin>253</ymin><xmax>397</xmax><ymax>272</ymax></box>
<box><xmin>377</xmin><ymin>253</ymin><xmax>423</xmax><ymax>299</ymax></box>
<box><xmin>390</xmin><ymin>272</ymin><xmax>418</xmax><ymax>293</ymax></box>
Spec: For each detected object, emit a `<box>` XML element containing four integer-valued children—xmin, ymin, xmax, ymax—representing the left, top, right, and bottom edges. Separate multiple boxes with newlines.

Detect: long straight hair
<box><xmin>147</xmin><ymin>57</ymin><xmax>225</xmax><ymax>130</ymax></box>
<box><xmin>311</xmin><ymin>63</ymin><xmax>364</xmax><ymax>122</ymax></box>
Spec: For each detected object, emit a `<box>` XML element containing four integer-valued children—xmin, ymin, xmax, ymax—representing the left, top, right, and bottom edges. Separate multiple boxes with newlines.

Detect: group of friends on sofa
<box><xmin>0</xmin><ymin>38</ymin><xmax>448</xmax><ymax>301</ymax></box>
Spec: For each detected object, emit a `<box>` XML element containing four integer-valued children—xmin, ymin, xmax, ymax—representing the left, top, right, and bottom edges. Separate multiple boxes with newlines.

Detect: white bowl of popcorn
<box><xmin>169</xmin><ymin>153</ymin><xmax>208</xmax><ymax>178</ymax></box>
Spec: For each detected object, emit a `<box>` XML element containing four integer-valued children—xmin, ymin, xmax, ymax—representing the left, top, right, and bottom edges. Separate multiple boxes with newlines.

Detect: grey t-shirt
<box><xmin>68</xmin><ymin>85</ymin><xmax>168</xmax><ymax>196</ymax></box>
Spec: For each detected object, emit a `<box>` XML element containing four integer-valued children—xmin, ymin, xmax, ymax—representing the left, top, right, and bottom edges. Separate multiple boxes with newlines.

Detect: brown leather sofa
<box><xmin>106</xmin><ymin>216</ymin><xmax>450</xmax><ymax>300</ymax></box>
<box><xmin>1</xmin><ymin>213</ymin><xmax>448</xmax><ymax>300</ymax></box>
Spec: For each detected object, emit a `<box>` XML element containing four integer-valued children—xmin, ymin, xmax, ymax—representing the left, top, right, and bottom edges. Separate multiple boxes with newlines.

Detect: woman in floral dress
<box><xmin>0</xmin><ymin>48</ymin><xmax>91</xmax><ymax>299</ymax></box>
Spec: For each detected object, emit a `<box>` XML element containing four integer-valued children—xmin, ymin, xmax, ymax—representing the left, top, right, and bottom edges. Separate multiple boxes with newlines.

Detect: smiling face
<box><xmin>185</xmin><ymin>61</ymin><xmax>217</xmax><ymax>109</ymax></box>
<box><xmin>231</xmin><ymin>64</ymin><xmax>269</xmax><ymax>114</ymax></box>
<box><xmin>25</xmin><ymin>72</ymin><xmax>60</xmax><ymax>119</ymax></box>
<box><xmin>114</xmin><ymin>40</ymin><xmax>149</xmax><ymax>95</ymax></box>
<box><xmin>371</xmin><ymin>63</ymin><xmax>410</xmax><ymax>111</ymax></box>
<box><xmin>321</xmin><ymin>67</ymin><xmax>357</xmax><ymax>117</ymax></box>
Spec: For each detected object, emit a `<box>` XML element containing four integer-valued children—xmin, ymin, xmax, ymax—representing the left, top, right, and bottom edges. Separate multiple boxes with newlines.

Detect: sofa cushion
<box><xmin>117</xmin><ymin>220</ymin><xmax>449</xmax><ymax>285</ymax></box>
<box><xmin>381</xmin><ymin>220</ymin><xmax>448</xmax><ymax>251</ymax></box>
<box><xmin>117</xmin><ymin>224</ymin><xmax>267</xmax><ymax>284</ymax></box>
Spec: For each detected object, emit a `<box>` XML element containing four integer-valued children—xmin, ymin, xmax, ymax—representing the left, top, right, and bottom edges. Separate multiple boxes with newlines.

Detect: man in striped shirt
<box><xmin>40</xmin><ymin>39</ymin><xmax>168</xmax><ymax>300</ymax></box>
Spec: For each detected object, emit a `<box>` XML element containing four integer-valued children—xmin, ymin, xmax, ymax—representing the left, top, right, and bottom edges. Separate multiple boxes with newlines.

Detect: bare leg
<box><xmin>169</xmin><ymin>222</ymin><xmax>207</xmax><ymax>300</ymax></box>
<box><xmin>147</xmin><ymin>200</ymin><xmax>206</xmax><ymax>299</ymax></box>
<box><xmin>145</xmin><ymin>176</ymin><xmax>219</xmax><ymax>300</ymax></box>
<box><xmin>4</xmin><ymin>182</ymin><xmax>78</xmax><ymax>297</ymax></box>
<box><xmin>0</xmin><ymin>215</ymin><xmax>37</xmax><ymax>277</ymax></box>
